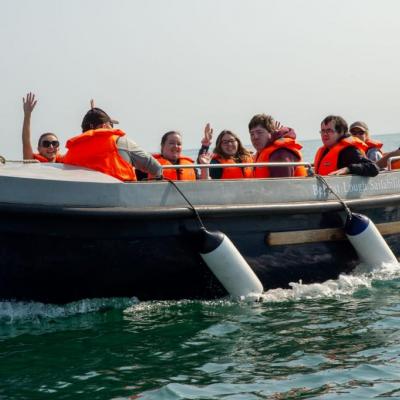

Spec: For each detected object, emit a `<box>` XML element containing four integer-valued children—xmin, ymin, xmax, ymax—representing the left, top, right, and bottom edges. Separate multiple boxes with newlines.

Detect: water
<box><xmin>2</xmin><ymin>134</ymin><xmax>400</xmax><ymax>399</ymax></box>
<box><xmin>1</xmin><ymin>261</ymin><xmax>400</xmax><ymax>399</ymax></box>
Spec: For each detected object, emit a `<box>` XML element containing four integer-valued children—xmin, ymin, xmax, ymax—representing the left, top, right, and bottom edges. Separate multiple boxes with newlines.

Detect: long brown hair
<box><xmin>213</xmin><ymin>130</ymin><xmax>252</xmax><ymax>162</ymax></box>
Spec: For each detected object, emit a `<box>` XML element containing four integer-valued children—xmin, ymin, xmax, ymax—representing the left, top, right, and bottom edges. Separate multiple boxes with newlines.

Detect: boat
<box><xmin>1</xmin><ymin>160</ymin><xmax>400</xmax><ymax>304</ymax></box>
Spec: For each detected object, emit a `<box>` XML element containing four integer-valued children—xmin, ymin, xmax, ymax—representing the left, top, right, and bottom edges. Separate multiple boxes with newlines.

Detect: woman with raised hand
<box><xmin>22</xmin><ymin>92</ymin><xmax>63</xmax><ymax>162</ymax></box>
<box><xmin>199</xmin><ymin>125</ymin><xmax>253</xmax><ymax>179</ymax></box>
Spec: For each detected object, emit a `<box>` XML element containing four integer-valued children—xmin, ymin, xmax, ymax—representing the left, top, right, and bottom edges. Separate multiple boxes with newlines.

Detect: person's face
<box><xmin>220</xmin><ymin>133</ymin><xmax>239</xmax><ymax>157</ymax></box>
<box><xmin>320</xmin><ymin>121</ymin><xmax>342</xmax><ymax>148</ymax></box>
<box><xmin>350</xmin><ymin>127</ymin><xmax>367</xmax><ymax>143</ymax></box>
<box><xmin>38</xmin><ymin>134</ymin><xmax>59</xmax><ymax>161</ymax></box>
<box><xmin>162</xmin><ymin>133</ymin><xmax>182</xmax><ymax>162</ymax></box>
<box><xmin>95</xmin><ymin>121</ymin><xmax>113</xmax><ymax>129</ymax></box>
<box><xmin>249</xmin><ymin>125</ymin><xmax>271</xmax><ymax>151</ymax></box>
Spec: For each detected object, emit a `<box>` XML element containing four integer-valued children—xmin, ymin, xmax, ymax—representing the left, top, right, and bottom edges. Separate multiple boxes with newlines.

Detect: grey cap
<box><xmin>349</xmin><ymin>121</ymin><xmax>369</xmax><ymax>132</ymax></box>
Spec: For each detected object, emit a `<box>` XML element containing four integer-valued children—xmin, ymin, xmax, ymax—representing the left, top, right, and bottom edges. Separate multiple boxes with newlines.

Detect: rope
<box><xmin>315</xmin><ymin>174</ymin><xmax>352</xmax><ymax>219</ymax></box>
<box><xmin>166</xmin><ymin>179</ymin><xmax>206</xmax><ymax>230</ymax></box>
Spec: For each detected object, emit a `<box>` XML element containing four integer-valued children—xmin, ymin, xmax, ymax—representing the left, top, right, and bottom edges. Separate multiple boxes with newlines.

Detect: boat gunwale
<box><xmin>1</xmin><ymin>192</ymin><xmax>400</xmax><ymax>219</ymax></box>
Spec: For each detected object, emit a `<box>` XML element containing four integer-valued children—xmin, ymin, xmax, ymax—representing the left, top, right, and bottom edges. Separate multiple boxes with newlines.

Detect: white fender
<box><xmin>345</xmin><ymin>213</ymin><xmax>397</xmax><ymax>267</ymax></box>
<box><xmin>199</xmin><ymin>229</ymin><xmax>263</xmax><ymax>299</ymax></box>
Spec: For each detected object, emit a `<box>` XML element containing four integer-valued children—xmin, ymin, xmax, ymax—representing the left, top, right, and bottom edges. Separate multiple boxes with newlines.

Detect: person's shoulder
<box><xmin>339</xmin><ymin>145</ymin><xmax>362</xmax><ymax>161</ymax></box>
<box><xmin>179</xmin><ymin>155</ymin><xmax>195</xmax><ymax>163</ymax></box>
<box><xmin>33</xmin><ymin>153</ymin><xmax>49</xmax><ymax>162</ymax></box>
<box><xmin>270</xmin><ymin>147</ymin><xmax>298</xmax><ymax>161</ymax></box>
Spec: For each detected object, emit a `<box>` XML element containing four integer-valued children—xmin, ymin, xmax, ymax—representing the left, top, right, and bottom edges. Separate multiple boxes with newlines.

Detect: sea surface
<box><xmin>1</xmin><ymin>133</ymin><xmax>400</xmax><ymax>400</ymax></box>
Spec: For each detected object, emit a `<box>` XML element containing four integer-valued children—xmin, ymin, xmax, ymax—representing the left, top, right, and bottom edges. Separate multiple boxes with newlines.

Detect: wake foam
<box><xmin>260</xmin><ymin>260</ymin><xmax>400</xmax><ymax>303</ymax></box>
<box><xmin>0</xmin><ymin>297</ymin><xmax>139</xmax><ymax>323</ymax></box>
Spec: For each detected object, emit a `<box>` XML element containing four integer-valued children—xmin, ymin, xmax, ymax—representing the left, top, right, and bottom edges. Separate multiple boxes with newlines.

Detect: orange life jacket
<box><xmin>151</xmin><ymin>154</ymin><xmax>196</xmax><ymax>181</ymax></box>
<box><xmin>212</xmin><ymin>154</ymin><xmax>253</xmax><ymax>179</ymax></box>
<box><xmin>63</xmin><ymin>128</ymin><xmax>137</xmax><ymax>181</ymax></box>
<box><xmin>253</xmin><ymin>138</ymin><xmax>307</xmax><ymax>178</ymax></box>
<box><xmin>391</xmin><ymin>159</ymin><xmax>400</xmax><ymax>170</ymax></box>
<box><xmin>389</xmin><ymin>146</ymin><xmax>400</xmax><ymax>170</ymax></box>
<box><xmin>314</xmin><ymin>136</ymin><xmax>367</xmax><ymax>176</ymax></box>
<box><xmin>365</xmin><ymin>138</ymin><xmax>383</xmax><ymax>151</ymax></box>
<box><xmin>33</xmin><ymin>153</ymin><xmax>64</xmax><ymax>163</ymax></box>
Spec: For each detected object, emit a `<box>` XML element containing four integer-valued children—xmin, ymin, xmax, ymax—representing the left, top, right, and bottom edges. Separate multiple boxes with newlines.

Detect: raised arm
<box><xmin>22</xmin><ymin>92</ymin><xmax>37</xmax><ymax>159</ymax></box>
<box><xmin>197</xmin><ymin>123</ymin><xmax>214</xmax><ymax>162</ymax></box>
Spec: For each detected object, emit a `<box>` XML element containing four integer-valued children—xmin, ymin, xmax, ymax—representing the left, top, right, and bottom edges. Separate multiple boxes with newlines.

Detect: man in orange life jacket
<box><xmin>63</xmin><ymin>103</ymin><xmax>162</xmax><ymax>181</ymax></box>
<box><xmin>249</xmin><ymin>114</ymin><xmax>307</xmax><ymax>178</ymax></box>
<box><xmin>314</xmin><ymin>115</ymin><xmax>379</xmax><ymax>177</ymax></box>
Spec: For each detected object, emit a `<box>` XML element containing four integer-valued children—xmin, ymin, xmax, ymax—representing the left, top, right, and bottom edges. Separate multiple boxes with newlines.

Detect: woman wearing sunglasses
<box><xmin>198</xmin><ymin>125</ymin><xmax>253</xmax><ymax>179</ymax></box>
<box><xmin>22</xmin><ymin>92</ymin><xmax>64</xmax><ymax>163</ymax></box>
<box><xmin>349</xmin><ymin>121</ymin><xmax>383</xmax><ymax>162</ymax></box>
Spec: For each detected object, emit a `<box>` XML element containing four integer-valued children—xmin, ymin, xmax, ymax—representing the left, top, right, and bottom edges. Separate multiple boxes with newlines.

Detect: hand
<box><xmin>272</xmin><ymin>120</ymin><xmax>283</xmax><ymax>133</ymax></box>
<box><xmin>201</xmin><ymin>123</ymin><xmax>214</xmax><ymax>146</ymax></box>
<box><xmin>328</xmin><ymin>167</ymin><xmax>350</xmax><ymax>176</ymax></box>
<box><xmin>198</xmin><ymin>152</ymin><xmax>212</xmax><ymax>164</ymax></box>
<box><xmin>23</xmin><ymin>92</ymin><xmax>37</xmax><ymax>115</ymax></box>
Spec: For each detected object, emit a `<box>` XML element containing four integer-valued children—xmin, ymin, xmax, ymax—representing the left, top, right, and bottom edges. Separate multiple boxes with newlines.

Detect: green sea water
<box><xmin>1</xmin><ymin>266</ymin><xmax>400</xmax><ymax>400</ymax></box>
<box><xmin>1</xmin><ymin>133</ymin><xmax>400</xmax><ymax>400</ymax></box>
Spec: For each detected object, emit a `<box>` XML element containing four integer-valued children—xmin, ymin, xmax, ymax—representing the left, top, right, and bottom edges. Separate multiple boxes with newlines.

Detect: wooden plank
<box><xmin>266</xmin><ymin>220</ymin><xmax>400</xmax><ymax>246</ymax></box>
<box><xmin>378</xmin><ymin>220</ymin><xmax>400</xmax><ymax>236</ymax></box>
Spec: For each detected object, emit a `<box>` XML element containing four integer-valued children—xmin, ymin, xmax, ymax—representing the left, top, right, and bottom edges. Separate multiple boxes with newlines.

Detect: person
<box><xmin>376</xmin><ymin>148</ymin><xmax>400</xmax><ymax>170</ymax></box>
<box><xmin>198</xmin><ymin>126</ymin><xmax>253</xmax><ymax>179</ymax></box>
<box><xmin>349</xmin><ymin>121</ymin><xmax>383</xmax><ymax>162</ymax></box>
<box><xmin>314</xmin><ymin>115</ymin><xmax>379</xmax><ymax>176</ymax></box>
<box><xmin>150</xmin><ymin>130</ymin><xmax>208</xmax><ymax>180</ymax></box>
<box><xmin>249</xmin><ymin>114</ymin><xmax>307</xmax><ymax>178</ymax></box>
<box><xmin>22</xmin><ymin>92</ymin><xmax>63</xmax><ymax>162</ymax></box>
<box><xmin>63</xmin><ymin>101</ymin><xmax>162</xmax><ymax>181</ymax></box>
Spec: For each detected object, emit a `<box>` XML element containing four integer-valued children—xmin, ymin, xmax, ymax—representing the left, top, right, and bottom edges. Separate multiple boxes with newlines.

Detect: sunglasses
<box><xmin>41</xmin><ymin>140</ymin><xmax>60</xmax><ymax>148</ymax></box>
<box><xmin>350</xmin><ymin>129</ymin><xmax>365</xmax><ymax>136</ymax></box>
<box><xmin>221</xmin><ymin>139</ymin><xmax>237</xmax><ymax>145</ymax></box>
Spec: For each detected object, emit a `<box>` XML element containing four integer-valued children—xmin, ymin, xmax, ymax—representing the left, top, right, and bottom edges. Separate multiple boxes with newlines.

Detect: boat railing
<box><xmin>161</xmin><ymin>161</ymin><xmax>315</xmax><ymax>177</ymax></box>
<box><xmin>387</xmin><ymin>156</ymin><xmax>400</xmax><ymax>171</ymax></box>
<box><xmin>0</xmin><ymin>157</ymin><xmax>40</xmax><ymax>164</ymax></box>
<box><xmin>161</xmin><ymin>161</ymin><xmax>313</xmax><ymax>169</ymax></box>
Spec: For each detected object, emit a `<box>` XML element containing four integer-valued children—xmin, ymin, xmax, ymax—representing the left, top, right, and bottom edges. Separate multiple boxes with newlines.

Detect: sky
<box><xmin>1</xmin><ymin>0</ymin><xmax>400</xmax><ymax>158</ymax></box>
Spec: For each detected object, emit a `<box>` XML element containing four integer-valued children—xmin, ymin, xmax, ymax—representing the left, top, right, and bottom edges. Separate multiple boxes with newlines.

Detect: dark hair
<box><xmin>160</xmin><ymin>131</ymin><xmax>181</xmax><ymax>149</ymax></box>
<box><xmin>213</xmin><ymin>130</ymin><xmax>252</xmax><ymax>161</ymax></box>
<box><xmin>321</xmin><ymin>115</ymin><xmax>348</xmax><ymax>136</ymax></box>
<box><xmin>81</xmin><ymin>107</ymin><xmax>118</xmax><ymax>132</ymax></box>
<box><xmin>248</xmin><ymin>114</ymin><xmax>275</xmax><ymax>132</ymax></box>
<box><xmin>38</xmin><ymin>132</ymin><xmax>58</xmax><ymax>147</ymax></box>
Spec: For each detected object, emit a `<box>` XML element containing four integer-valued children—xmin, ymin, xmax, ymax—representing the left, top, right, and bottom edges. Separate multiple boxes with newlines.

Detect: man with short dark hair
<box><xmin>63</xmin><ymin>102</ymin><xmax>161</xmax><ymax>181</ymax></box>
<box><xmin>249</xmin><ymin>113</ymin><xmax>307</xmax><ymax>178</ymax></box>
<box><xmin>314</xmin><ymin>115</ymin><xmax>379</xmax><ymax>176</ymax></box>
